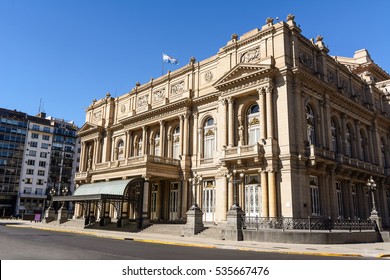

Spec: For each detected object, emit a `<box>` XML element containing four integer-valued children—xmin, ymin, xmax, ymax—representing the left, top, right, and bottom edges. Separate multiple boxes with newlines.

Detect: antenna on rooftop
<box><xmin>38</xmin><ymin>98</ymin><xmax>45</xmax><ymax>113</ymax></box>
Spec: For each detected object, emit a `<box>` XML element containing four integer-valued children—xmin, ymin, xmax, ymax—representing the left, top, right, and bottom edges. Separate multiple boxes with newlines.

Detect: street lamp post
<box><xmin>188</xmin><ymin>172</ymin><xmax>202</xmax><ymax>210</ymax></box>
<box><xmin>227</xmin><ymin>169</ymin><xmax>244</xmax><ymax>210</ymax></box>
<box><xmin>182</xmin><ymin>172</ymin><xmax>205</xmax><ymax>236</ymax></box>
<box><xmin>57</xmin><ymin>185</ymin><xmax>69</xmax><ymax>224</ymax></box>
<box><xmin>366</xmin><ymin>176</ymin><xmax>382</xmax><ymax>231</ymax></box>
<box><xmin>224</xmin><ymin>168</ymin><xmax>245</xmax><ymax>241</ymax></box>
<box><xmin>43</xmin><ymin>188</ymin><xmax>56</xmax><ymax>223</ymax></box>
<box><xmin>60</xmin><ymin>186</ymin><xmax>69</xmax><ymax>209</ymax></box>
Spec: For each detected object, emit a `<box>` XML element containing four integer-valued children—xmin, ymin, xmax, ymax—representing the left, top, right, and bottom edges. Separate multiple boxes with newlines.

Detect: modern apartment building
<box><xmin>0</xmin><ymin>108</ymin><xmax>28</xmax><ymax>217</ymax></box>
<box><xmin>73</xmin><ymin>15</ymin><xmax>390</xmax><ymax>229</ymax></box>
<box><xmin>0</xmin><ymin>109</ymin><xmax>79</xmax><ymax>217</ymax></box>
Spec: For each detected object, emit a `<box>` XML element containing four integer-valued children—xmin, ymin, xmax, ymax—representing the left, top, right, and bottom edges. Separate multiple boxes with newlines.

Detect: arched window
<box><xmin>172</xmin><ymin>126</ymin><xmax>180</xmax><ymax>159</ymax></box>
<box><xmin>117</xmin><ymin>140</ymin><xmax>124</xmax><ymax>160</ymax></box>
<box><xmin>203</xmin><ymin>117</ymin><xmax>215</xmax><ymax>159</ymax></box>
<box><xmin>306</xmin><ymin>105</ymin><xmax>316</xmax><ymax>146</ymax></box>
<box><xmin>330</xmin><ymin>119</ymin><xmax>338</xmax><ymax>153</ymax></box>
<box><xmin>345</xmin><ymin>125</ymin><xmax>352</xmax><ymax>157</ymax></box>
<box><xmin>247</xmin><ymin>104</ymin><xmax>260</xmax><ymax>145</ymax></box>
<box><xmin>381</xmin><ymin>139</ymin><xmax>387</xmax><ymax>167</ymax></box>
<box><xmin>154</xmin><ymin>131</ymin><xmax>160</xmax><ymax>156</ymax></box>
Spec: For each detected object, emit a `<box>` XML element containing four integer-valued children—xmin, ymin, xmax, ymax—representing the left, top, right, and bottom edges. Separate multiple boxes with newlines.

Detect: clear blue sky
<box><xmin>1</xmin><ymin>0</ymin><xmax>389</xmax><ymax>127</ymax></box>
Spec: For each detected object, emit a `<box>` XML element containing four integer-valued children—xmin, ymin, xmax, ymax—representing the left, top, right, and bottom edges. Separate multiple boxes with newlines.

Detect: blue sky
<box><xmin>1</xmin><ymin>0</ymin><xmax>389</xmax><ymax>127</ymax></box>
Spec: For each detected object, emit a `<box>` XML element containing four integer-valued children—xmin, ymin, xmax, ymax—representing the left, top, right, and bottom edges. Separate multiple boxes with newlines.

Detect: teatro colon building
<box><xmin>72</xmin><ymin>14</ymin><xmax>390</xmax><ymax>230</ymax></box>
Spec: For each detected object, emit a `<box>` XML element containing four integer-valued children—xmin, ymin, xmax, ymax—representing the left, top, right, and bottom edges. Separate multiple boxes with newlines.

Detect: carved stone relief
<box><xmin>240</xmin><ymin>47</ymin><xmax>261</xmax><ymax>63</ymax></box>
<box><xmin>204</xmin><ymin>71</ymin><xmax>213</xmax><ymax>82</ymax></box>
<box><xmin>137</xmin><ymin>94</ymin><xmax>149</xmax><ymax>107</ymax></box>
<box><xmin>298</xmin><ymin>51</ymin><xmax>313</xmax><ymax>69</ymax></box>
<box><xmin>153</xmin><ymin>88</ymin><xmax>166</xmax><ymax>101</ymax></box>
<box><xmin>171</xmin><ymin>81</ymin><xmax>184</xmax><ymax>95</ymax></box>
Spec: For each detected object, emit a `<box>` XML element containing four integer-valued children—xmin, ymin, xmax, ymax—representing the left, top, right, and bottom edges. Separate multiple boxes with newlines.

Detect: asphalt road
<box><xmin>0</xmin><ymin>224</ymin><xmax>367</xmax><ymax>260</ymax></box>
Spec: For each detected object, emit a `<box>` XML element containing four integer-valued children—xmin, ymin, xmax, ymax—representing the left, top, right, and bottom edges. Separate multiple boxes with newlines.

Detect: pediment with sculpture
<box><xmin>214</xmin><ymin>57</ymin><xmax>275</xmax><ymax>92</ymax></box>
<box><xmin>78</xmin><ymin>122</ymin><xmax>104</xmax><ymax>137</ymax></box>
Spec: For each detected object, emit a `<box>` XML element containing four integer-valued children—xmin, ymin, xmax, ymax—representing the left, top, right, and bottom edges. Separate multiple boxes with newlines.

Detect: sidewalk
<box><xmin>2</xmin><ymin>219</ymin><xmax>390</xmax><ymax>259</ymax></box>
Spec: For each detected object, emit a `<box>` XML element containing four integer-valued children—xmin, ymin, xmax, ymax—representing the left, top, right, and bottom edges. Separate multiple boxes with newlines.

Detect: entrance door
<box><xmin>202</xmin><ymin>181</ymin><xmax>215</xmax><ymax>222</ymax></box>
<box><xmin>150</xmin><ymin>184</ymin><xmax>158</xmax><ymax>220</ymax></box>
<box><xmin>245</xmin><ymin>184</ymin><xmax>261</xmax><ymax>217</ymax></box>
<box><xmin>169</xmin><ymin>183</ymin><xmax>179</xmax><ymax>220</ymax></box>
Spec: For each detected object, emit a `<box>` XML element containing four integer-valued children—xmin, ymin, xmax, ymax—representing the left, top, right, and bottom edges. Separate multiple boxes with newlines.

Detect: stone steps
<box><xmin>139</xmin><ymin>224</ymin><xmax>184</xmax><ymax>236</ymax></box>
<box><xmin>196</xmin><ymin>226</ymin><xmax>225</xmax><ymax>240</ymax></box>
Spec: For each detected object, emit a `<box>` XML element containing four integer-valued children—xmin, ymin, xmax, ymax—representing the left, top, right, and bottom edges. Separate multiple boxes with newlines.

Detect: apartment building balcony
<box><xmin>220</xmin><ymin>143</ymin><xmax>264</xmax><ymax>165</ymax></box>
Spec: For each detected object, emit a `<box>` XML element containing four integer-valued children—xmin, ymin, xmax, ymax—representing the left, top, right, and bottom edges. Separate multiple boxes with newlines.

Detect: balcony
<box><xmin>76</xmin><ymin>155</ymin><xmax>181</xmax><ymax>181</ymax></box>
<box><xmin>335</xmin><ymin>154</ymin><xmax>384</xmax><ymax>175</ymax></box>
<box><xmin>220</xmin><ymin>143</ymin><xmax>264</xmax><ymax>165</ymax></box>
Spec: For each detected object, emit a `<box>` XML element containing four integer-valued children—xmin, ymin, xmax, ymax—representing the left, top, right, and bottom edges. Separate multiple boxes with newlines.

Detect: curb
<box><xmin>4</xmin><ymin>223</ymin><xmax>387</xmax><ymax>259</ymax></box>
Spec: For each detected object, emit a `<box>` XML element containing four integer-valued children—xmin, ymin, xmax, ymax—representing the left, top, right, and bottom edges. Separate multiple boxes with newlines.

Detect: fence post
<box><xmin>349</xmin><ymin>217</ymin><xmax>351</xmax><ymax>232</ymax></box>
<box><xmin>328</xmin><ymin>216</ymin><xmax>332</xmax><ymax>232</ymax></box>
<box><xmin>308</xmin><ymin>216</ymin><xmax>311</xmax><ymax>232</ymax></box>
<box><xmin>255</xmin><ymin>215</ymin><xmax>259</xmax><ymax>230</ymax></box>
<box><xmin>358</xmin><ymin>218</ymin><xmax>361</xmax><ymax>232</ymax></box>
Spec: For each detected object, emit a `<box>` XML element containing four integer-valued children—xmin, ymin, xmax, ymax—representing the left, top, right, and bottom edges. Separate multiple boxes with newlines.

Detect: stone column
<box><xmin>219</xmin><ymin>175</ymin><xmax>228</xmax><ymax>221</ymax></box>
<box><xmin>142</xmin><ymin>126</ymin><xmax>147</xmax><ymax>155</ymax></box>
<box><xmin>268</xmin><ymin>170</ymin><xmax>277</xmax><ymax>217</ymax></box>
<box><xmin>266</xmin><ymin>85</ymin><xmax>274</xmax><ymax>139</ymax></box>
<box><xmin>193</xmin><ymin>113</ymin><xmax>199</xmax><ymax>164</ymax></box>
<box><xmin>259</xmin><ymin>88</ymin><xmax>267</xmax><ymax>140</ymax></box>
<box><xmin>355</xmin><ymin>120</ymin><xmax>361</xmax><ymax>160</ymax></box>
<box><xmin>80</xmin><ymin>142</ymin><xmax>86</xmax><ymax>171</ymax></box>
<box><xmin>341</xmin><ymin>113</ymin><xmax>347</xmax><ymax>154</ymax></box>
<box><xmin>228</xmin><ymin>97</ymin><xmax>234</xmax><ymax>147</ymax></box>
<box><xmin>142</xmin><ymin>178</ymin><xmax>150</xmax><ymax>228</ymax></box>
<box><xmin>261</xmin><ymin>171</ymin><xmax>269</xmax><ymax>217</ymax></box>
<box><xmin>228</xmin><ymin>179</ymin><xmax>233</xmax><ymax>208</ymax></box>
<box><xmin>179</xmin><ymin>115</ymin><xmax>184</xmax><ymax>155</ymax></box>
<box><xmin>181</xmin><ymin>180</ymin><xmax>188</xmax><ymax>218</ymax></box>
<box><xmin>218</xmin><ymin>98</ymin><xmax>228</xmax><ymax>149</ymax></box>
<box><xmin>105</xmin><ymin>130</ymin><xmax>112</xmax><ymax>162</ymax></box>
<box><xmin>160</xmin><ymin>121</ymin><xmax>165</xmax><ymax>157</ymax></box>
<box><xmin>183</xmin><ymin>113</ymin><xmax>189</xmax><ymax>156</ymax></box>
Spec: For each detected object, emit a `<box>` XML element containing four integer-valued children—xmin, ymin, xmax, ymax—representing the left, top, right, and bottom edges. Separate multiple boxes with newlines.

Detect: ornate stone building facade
<box><xmin>75</xmin><ymin>15</ymin><xmax>390</xmax><ymax>228</ymax></box>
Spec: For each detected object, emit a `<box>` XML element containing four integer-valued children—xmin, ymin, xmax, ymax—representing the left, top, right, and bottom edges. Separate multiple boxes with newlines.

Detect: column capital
<box><xmin>227</xmin><ymin>96</ymin><xmax>234</xmax><ymax>104</ymax></box>
<box><xmin>219</xmin><ymin>97</ymin><xmax>228</xmax><ymax>106</ymax></box>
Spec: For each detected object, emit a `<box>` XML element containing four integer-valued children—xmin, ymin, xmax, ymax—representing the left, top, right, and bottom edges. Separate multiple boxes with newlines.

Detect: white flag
<box><xmin>162</xmin><ymin>53</ymin><xmax>179</xmax><ymax>65</ymax></box>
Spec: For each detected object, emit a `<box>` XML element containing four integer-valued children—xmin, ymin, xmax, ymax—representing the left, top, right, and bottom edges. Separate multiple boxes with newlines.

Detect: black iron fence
<box><xmin>242</xmin><ymin>216</ymin><xmax>376</xmax><ymax>232</ymax></box>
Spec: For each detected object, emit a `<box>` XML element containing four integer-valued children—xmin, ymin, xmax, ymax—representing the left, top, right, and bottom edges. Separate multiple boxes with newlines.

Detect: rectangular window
<box><xmin>31</xmin><ymin>132</ymin><xmax>39</xmax><ymax>139</ymax></box>
<box><xmin>43</xmin><ymin>127</ymin><xmax>51</xmax><ymax>133</ymax></box>
<box><xmin>24</xmin><ymin>187</ymin><xmax>32</xmax><ymax>193</ymax></box>
<box><xmin>42</xmin><ymin>135</ymin><xmax>50</xmax><ymax>141</ymax></box>
<box><xmin>36</xmin><ymin>179</ymin><xmax>44</xmax><ymax>185</ymax></box>
<box><xmin>37</xmin><ymin>170</ymin><xmax>45</xmax><ymax>176</ymax></box>
<box><xmin>41</xmin><ymin>143</ymin><xmax>49</xmax><ymax>149</ymax></box>
<box><xmin>29</xmin><ymin>150</ymin><xmax>37</xmax><ymax>157</ymax></box>
<box><xmin>36</xmin><ymin>188</ymin><xmax>43</xmax><ymax>195</ymax></box>
<box><xmin>351</xmin><ymin>184</ymin><xmax>358</xmax><ymax>218</ymax></box>
<box><xmin>38</xmin><ymin>161</ymin><xmax>46</xmax><ymax>167</ymax></box>
<box><xmin>27</xmin><ymin>159</ymin><xmax>35</xmax><ymax>166</ymax></box>
<box><xmin>310</xmin><ymin>175</ymin><xmax>320</xmax><ymax>216</ymax></box>
<box><xmin>40</xmin><ymin>152</ymin><xmax>47</xmax><ymax>158</ymax></box>
<box><xmin>30</xmin><ymin>141</ymin><xmax>38</xmax><ymax>148</ymax></box>
<box><xmin>26</xmin><ymin>169</ymin><xmax>34</xmax><ymax>175</ymax></box>
<box><xmin>32</xmin><ymin>124</ymin><xmax>40</xmax><ymax>131</ymax></box>
<box><xmin>25</xmin><ymin>179</ymin><xmax>33</xmax><ymax>185</ymax></box>
<box><xmin>336</xmin><ymin>181</ymin><xmax>343</xmax><ymax>219</ymax></box>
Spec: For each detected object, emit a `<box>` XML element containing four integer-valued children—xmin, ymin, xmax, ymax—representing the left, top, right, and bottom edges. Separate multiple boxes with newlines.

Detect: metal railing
<box><xmin>242</xmin><ymin>216</ymin><xmax>376</xmax><ymax>232</ymax></box>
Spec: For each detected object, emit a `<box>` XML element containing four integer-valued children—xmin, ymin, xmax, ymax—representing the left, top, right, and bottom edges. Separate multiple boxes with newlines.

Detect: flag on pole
<box><xmin>162</xmin><ymin>53</ymin><xmax>179</xmax><ymax>65</ymax></box>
